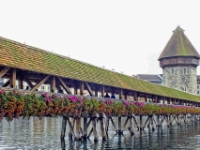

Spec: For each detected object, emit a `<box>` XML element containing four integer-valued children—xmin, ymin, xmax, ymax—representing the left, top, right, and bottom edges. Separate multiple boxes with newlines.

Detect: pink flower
<box><xmin>0</xmin><ymin>89</ymin><xmax>5</xmax><ymax>94</ymax></box>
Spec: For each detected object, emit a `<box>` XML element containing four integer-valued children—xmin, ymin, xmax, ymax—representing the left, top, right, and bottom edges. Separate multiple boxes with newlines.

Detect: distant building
<box><xmin>136</xmin><ymin>74</ymin><xmax>163</xmax><ymax>85</ymax></box>
<box><xmin>136</xmin><ymin>74</ymin><xmax>200</xmax><ymax>96</ymax></box>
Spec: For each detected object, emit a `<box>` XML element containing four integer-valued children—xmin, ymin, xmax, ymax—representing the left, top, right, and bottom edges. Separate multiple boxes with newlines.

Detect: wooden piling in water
<box><xmin>61</xmin><ymin>116</ymin><xmax>67</xmax><ymax>139</ymax></box>
<box><xmin>118</xmin><ymin>116</ymin><xmax>122</xmax><ymax>134</ymax></box>
<box><xmin>100</xmin><ymin>116</ymin><xmax>107</xmax><ymax>140</ymax></box>
<box><xmin>139</xmin><ymin>115</ymin><xmax>143</xmax><ymax>130</ymax></box>
<box><xmin>92</xmin><ymin>117</ymin><xmax>98</xmax><ymax>142</ymax></box>
<box><xmin>75</xmin><ymin>118</ymin><xmax>81</xmax><ymax>140</ymax></box>
<box><xmin>83</xmin><ymin>118</ymin><xmax>88</xmax><ymax>140</ymax></box>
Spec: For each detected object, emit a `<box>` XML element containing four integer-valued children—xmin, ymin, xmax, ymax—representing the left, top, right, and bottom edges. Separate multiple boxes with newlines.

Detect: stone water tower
<box><xmin>158</xmin><ymin>26</ymin><xmax>200</xmax><ymax>95</ymax></box>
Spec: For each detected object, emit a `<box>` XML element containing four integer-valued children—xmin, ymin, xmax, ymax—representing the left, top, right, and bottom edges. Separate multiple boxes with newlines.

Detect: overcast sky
<box><xmin>1</xmin><ymin>0</ymin><xmax>200</xmax><ymax>76</ymax></box>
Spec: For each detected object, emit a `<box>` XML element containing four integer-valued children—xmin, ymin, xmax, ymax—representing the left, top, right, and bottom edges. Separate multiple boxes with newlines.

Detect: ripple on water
<box><xmin>1</xmin><ymin>117</ymin><xmax>200</xmax><ymax>149</ymax></box>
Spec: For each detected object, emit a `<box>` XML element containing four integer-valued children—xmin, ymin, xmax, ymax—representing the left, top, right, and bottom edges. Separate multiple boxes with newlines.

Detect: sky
<box><xmin>1</xmin><ymin>0</ymin><xmax>200</xmax><ymax>76</ymax></box>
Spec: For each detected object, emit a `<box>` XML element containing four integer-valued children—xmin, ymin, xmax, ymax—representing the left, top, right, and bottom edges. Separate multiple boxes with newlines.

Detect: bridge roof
<box><xmin>158</xmin><ymin>26</ymin><xmax>200</xmax><ymax>60</ymax></box>
<box><xmin>0</xmin><ymin>36</ymin><xmax>200</xmax><ymax>102</ymax></box>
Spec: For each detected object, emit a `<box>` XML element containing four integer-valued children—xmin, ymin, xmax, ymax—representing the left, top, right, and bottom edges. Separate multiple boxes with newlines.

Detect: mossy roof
<box><xmin>158</xmin><ymin>26</ymin><xmax>200</xmax><ymax>60</ymax></box>
<box><xmin>0</xmin><ymin>36</ymin><xmax>200</xmax><ymax>102</ymax></box>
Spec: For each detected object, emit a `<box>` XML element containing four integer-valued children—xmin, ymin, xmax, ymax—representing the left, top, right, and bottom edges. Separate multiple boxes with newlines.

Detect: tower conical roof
<box><xmin>158</xmin><ymin>26</ymin><xmax>200</xmax><ymax>60</ymax></box>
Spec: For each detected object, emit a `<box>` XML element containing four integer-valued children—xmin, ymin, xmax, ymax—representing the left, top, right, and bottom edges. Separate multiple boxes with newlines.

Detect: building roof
<box><xmin>0</xmin><ymin>36</ymin><xmax>200</xmax><ymax>102</ymax></box>
<box><xmin>136</xmin><ymin>74</ymin><xmax>163</xmax><ymax>83</ymax></box>
<box><xmin>158</xmin><ymin>26</ymin><xmax>200</xmax><ymax>60</ymax></box>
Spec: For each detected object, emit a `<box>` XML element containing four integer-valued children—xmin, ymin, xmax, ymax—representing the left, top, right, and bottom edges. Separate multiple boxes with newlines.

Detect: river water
<box><xmin>0</xmin><ymin>116</ymin><xmax>200</xmax><ymax>149</ymax></box>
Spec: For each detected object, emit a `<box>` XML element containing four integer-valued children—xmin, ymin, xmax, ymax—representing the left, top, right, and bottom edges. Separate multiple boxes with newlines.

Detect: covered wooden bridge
<box><xmin>0</xmin><ymin>36</ymin><xmax>200</xmax><ymax>105</ymax></box>
<box><xmin>1</xmin><ymin>36</ymin><xmax>200</xmax><ymax>143</ymax></box>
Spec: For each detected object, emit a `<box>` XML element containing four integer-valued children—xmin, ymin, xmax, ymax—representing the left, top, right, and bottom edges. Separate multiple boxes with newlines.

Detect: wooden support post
<box><xmin>154</xmin><ymin>95</ymin><xmax>158</xmax><ymax>103</ymax></box>
<box><xmin>92</xmin><ymin>117</ymin><xmax>98</xmax><ymax>142</ymax></box>
<box><xmin>100</xmin><ymin>116</ymin><xmax>107</xmax><ymax>140</ymax></box>
<box><xmin>123</xmin><ymin>117</ymin><xmax>129</xmax><ymax>131</ymax></box>
<box><xmin>95</xmin><ymin>86</ymin><xmax>98</xmax><ymax>97</ymax></box>
<box><xmin>31</xmin><ymin>75</ymin><xmax>49</xmax><ymax>92</ymax></box>
<box><xmin>118</xmin><ymin>116</ymin><xmax>122</xmax><ymax>134</ymax></box>
<box><xmin>75</xmin><ymin>118</ymin><xmax>81</xmax><ymax>140</ymax></box>
<box><xmin>85</xmin><ymin>82</ymin><xmax>94</xmax><ymax>96</ymax></box>
<box><xmin>74</xmin><ymin>84</ymin><xmax>77</xmax><ymax>95</ymax></box>
<box><xmin>119</xmin><ymin>89</ymin><xmax>123</xmax><ymax>99</ymax></box>
<box><xmin>80</xmin><ymin>82</ymin><xmax>84</xmax><ymax>95</ymax></box>
<box><xmin>61</xmin><ymin>116</ymin><xmax>67</xmax><ymax>139</ymax></box>
<box><xmin>51</xmin><ymin>76</ymin><xmax>56</xmax><ymax>92</ymax></box>
<box><xmin>0</xmin><ymin>67</ymin><xmax>10</xmax><ymax>78</ymax></box>
<box><xmin>58</xmin><ymin>77</ymin><xmax>72</xmax><ymax>94</ymax></box>
<box><xmin>10</xmin><ymin>69</ymin><xmax>16</xmax><ymax>88</ymax></box>
<box><xmin>19</xmin><ymin>76</ymin><xmax>24</xmax><ymax>89</ymax></box>
<box><xmin>83</xmin><ymin>118</ymin><xmax>88</xmax><ymax>140</ymax></box>
<box><xmin>101</xmin><ymin>86</ymin><xmax>105</xmax><ymax>97</ymax></box>
<box><xmin>145</xmin><ymin>94</ymin><xmax>148</xmax><ymax>102</ymax></box>
<box><xmin>124</xmin><ymin>92</ymin><xmax>127</xmax><ymax>100</ymax></box>
<box><xmin>134</xmin><ymin>92</ymin><xmax>138</xmax><ymax>101</ymax></box>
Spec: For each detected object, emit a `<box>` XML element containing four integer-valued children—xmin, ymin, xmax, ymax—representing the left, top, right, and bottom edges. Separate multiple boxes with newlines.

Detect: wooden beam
<box><xmin>80</xmin><ymin>82</ymin><xmax>84</xmax><ymax>95</ymax></box>
<box><xmin>24</xmin><ymin>77</ymin><xmax>34</xmax><ymax>89</ymax></box>
<box><xmin>51</xmin><ymin>76</ymin><xmax>56</xmax><ymax>92</ymax></box>
<box><xmin>10</xmin><ymin>69</ymin><xmax>16</xmax><ymax>88</ymax></box>
<box><xmin>30</xmin><ymin>75</ymin><xmax>50</xmax><ymax>92</ymax></box>
<box><xmin>0</xmin><ymin>67</ymin><xmax>10</xmax><ymax>78</ymax></box>
<box><xmin>2</xmin><ymin>79</ymin><xmax>10</xmax><ymax>87</ymax></box>
<box><xmin>85</xmin><ymin>82</ymin><xmax>94</xmax><ymax>96</ymax></box>
<box><xmin>58</xmin><ymin>77</ymin><xmax>72</xmax><ymax>94</ymax></box>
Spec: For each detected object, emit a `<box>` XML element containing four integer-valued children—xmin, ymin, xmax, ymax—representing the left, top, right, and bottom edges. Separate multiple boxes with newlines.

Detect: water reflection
<box><xmin>0</xmin><ymin>117</ymin><xmax>200</xmax><ymax>149</ymax></box>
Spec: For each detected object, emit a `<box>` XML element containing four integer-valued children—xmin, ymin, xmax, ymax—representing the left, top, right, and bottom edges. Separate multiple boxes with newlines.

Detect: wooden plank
<box><xmin>58</xmin><ymin>77</ymin><xmax>72</xmax><ymax>94</ymax></box>
<box><xmin>11</xmin><ymin>69</ymin><xmax>16</xmax><ymax>88</ymax></box>
<box><xmin>30</xmin><ymin>75</ymin><xmax>50</xmax><ymax>92</ymax></box>
<box><xmin>51</xmin><ymin>76</ymin><xmax>56</xmax><ymax>92</ymax></box>
<box><xmin>0</xmin><ymin>67</ymin><xmax>10</xmax><ymax>78</ymax></box>
<box><xmin>85</xmin><ymin>82</ymin><xmax>94</xmax><ymax>96</ymax></box>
